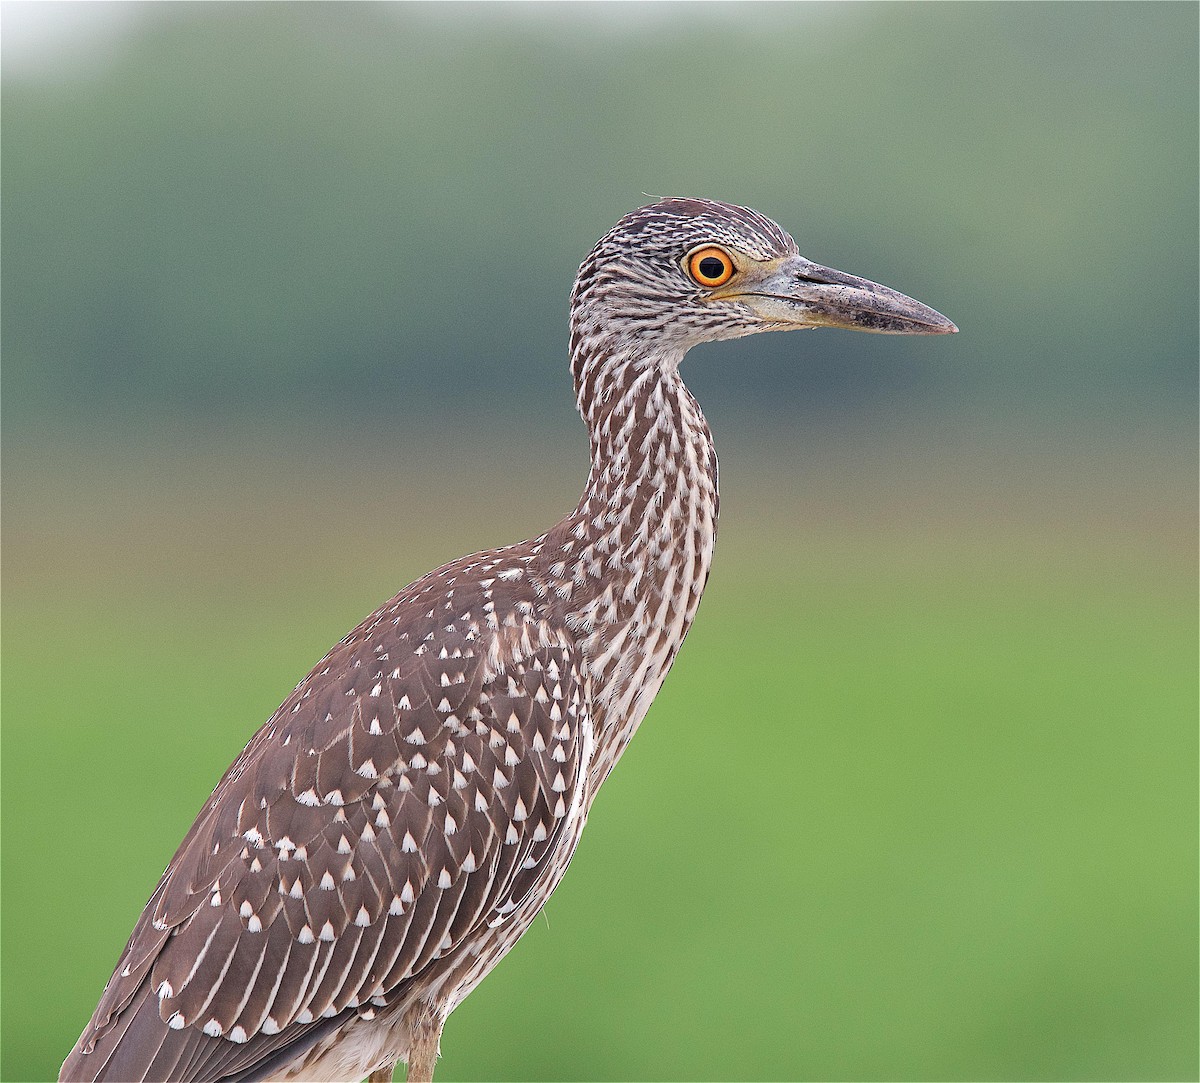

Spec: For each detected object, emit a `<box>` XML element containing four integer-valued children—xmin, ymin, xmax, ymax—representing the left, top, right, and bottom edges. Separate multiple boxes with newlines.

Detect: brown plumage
<box><xmin>61</xmin><ymin>198</ymin><xmax>954</xmax><ymax>1083</ymax></box>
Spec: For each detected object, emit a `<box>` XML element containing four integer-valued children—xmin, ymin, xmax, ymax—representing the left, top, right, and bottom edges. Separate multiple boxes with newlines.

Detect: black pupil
<box><xmin>697</xmin><ymin>255</ymin><xmax>726</xmax><ymax>280</ymax></box>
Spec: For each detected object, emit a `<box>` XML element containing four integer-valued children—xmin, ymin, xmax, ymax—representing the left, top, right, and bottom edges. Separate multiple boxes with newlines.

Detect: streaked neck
<box><xmin>538</xmin><ymin>344</ymin><xmax>720</xmax><ymax>785</ymax></box>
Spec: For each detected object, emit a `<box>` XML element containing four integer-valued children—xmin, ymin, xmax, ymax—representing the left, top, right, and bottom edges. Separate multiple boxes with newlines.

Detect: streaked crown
<box><xmin>570</xmin><ymin>197</ymin><xmax>800</xmax><ymax>351</ymax></box>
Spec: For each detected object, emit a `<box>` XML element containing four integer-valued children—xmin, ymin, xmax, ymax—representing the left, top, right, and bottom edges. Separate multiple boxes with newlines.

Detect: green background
<box><xmin>3</xmin><ymin>3</ymin><xmax>1196</xmax><ymax>1081</ymax></box>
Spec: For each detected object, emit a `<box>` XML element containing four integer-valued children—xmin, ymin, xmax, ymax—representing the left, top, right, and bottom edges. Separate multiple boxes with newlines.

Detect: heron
<box><xmin>61</xmin><ymin>198</ymin><xmax>955</xmax><ymax>1083</ymax></box>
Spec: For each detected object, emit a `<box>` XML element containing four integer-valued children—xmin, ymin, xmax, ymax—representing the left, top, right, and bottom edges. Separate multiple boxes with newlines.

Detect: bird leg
<box><xmin>367</xmin><ymin>1068</ymin><xmax>395</xmax><ymax>1083</ymax></box>
<box><xmin>401</xmin><ymin>1002</ymin><xmax>444</xmax><ymax>1083</ymax></box>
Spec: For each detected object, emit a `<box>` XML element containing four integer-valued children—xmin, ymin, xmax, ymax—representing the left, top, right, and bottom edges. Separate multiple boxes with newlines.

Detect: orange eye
<box><xmin>686</xmin><ymin>246</ymin><xmax>735</xmax><ymax>288</ymax></box>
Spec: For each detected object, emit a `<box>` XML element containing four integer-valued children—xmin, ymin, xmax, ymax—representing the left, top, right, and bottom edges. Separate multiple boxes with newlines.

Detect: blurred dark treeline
<box><xmin>3</xmin><ymin>1</ymin><xmax>1197</xmax><ymax>438</ymax></box>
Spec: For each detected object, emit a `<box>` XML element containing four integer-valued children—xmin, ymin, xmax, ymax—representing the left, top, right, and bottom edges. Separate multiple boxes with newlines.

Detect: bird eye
<box><xmin>686</xmin><ymin>246</ymin><xmax>735</xmax><ymax>288</ymax></box>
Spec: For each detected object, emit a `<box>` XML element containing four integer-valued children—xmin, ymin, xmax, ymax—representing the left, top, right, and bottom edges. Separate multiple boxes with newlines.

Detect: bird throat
<box><xmin>534</xmin><ymin>350</ymin><xmax>719</xmax><ymax>791</ymax></box>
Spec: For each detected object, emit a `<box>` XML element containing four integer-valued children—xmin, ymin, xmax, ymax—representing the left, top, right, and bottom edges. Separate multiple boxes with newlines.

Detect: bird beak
<box><xmin>717</xmin><ymin>254</ymin><xmax>958</xmax><ymax>335</ymax></box>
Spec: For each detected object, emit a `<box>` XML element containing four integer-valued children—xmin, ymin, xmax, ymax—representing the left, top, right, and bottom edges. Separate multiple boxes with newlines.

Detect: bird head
<box><xmin>570</xmin><ymin>197</ymin><xmax>956</xmax><ymax>357</ymax></box>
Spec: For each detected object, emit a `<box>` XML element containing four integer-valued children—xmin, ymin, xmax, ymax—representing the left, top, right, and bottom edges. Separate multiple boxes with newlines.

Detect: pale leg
<box><xmin>402</xmin><ymin>1003</ymin><xmax>443</xmax><ymax>1083</ymax></box>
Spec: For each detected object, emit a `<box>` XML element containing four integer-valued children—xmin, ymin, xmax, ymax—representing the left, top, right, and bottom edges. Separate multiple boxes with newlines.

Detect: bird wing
<box><xmin>61</xmin><ymin>559</ymin><xmax>591</xmax><ymax>1082</ymax></box>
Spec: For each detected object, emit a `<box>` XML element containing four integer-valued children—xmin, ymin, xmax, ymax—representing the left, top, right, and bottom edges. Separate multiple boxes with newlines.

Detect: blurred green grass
<box><xmin>3</xmin><ymin>429</ymin><xmax>1194</xmax><ymax>1081</ymax></box>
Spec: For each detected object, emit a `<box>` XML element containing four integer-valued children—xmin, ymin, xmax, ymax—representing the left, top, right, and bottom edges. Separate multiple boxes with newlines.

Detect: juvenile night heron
<box><xmin>61</xmin><ymin>198</ymin><xmax>955</xmax><ymax>1083</ymax></box>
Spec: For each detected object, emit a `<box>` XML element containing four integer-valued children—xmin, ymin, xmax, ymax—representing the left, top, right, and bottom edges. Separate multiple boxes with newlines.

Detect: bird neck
<box><xmin>572</xmin><ymin>347</ymin><xmax>718</xmax><ymax>547</ymax></box>
<box><xmin>538</xmin><ymin>340</ymin><xmax>720</xmax><ymax>786</ymax></box>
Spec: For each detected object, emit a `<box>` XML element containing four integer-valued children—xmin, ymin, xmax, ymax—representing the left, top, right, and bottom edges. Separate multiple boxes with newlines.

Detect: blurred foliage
<box><xmin>2</xmin><ymin>1</ymin><xmax>1197</xmax><ymax>432</ymax></box>
<box><xmin>3</xmin><ymin>5</ymin><xmax>1198</xmax><ymax>1083</ymax></box>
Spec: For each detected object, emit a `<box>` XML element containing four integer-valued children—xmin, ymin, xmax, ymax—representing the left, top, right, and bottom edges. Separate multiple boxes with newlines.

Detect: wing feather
<box><xmin>61</xmin><ymin>563</ymin><xmax>590</xmax><ymax>1082</ymax></box>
